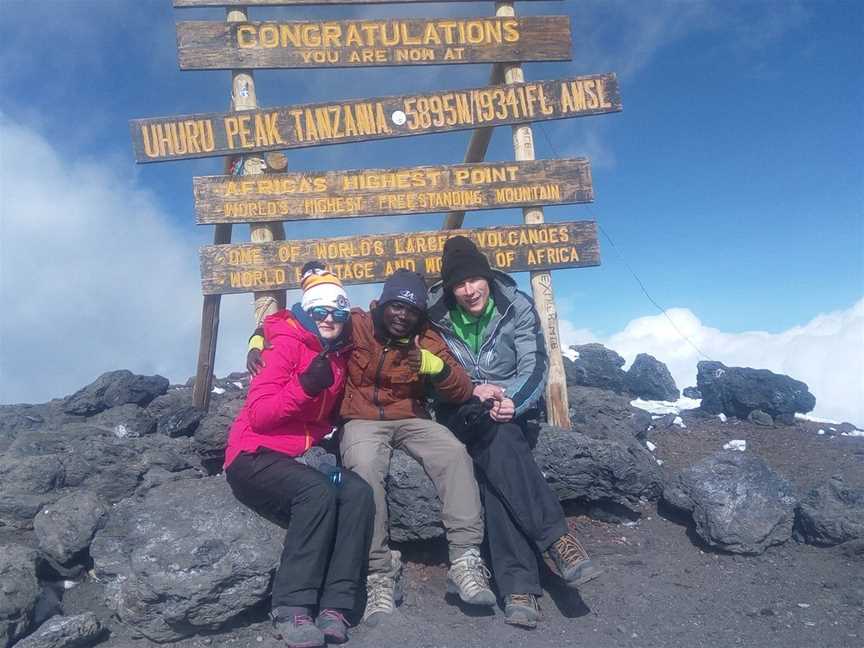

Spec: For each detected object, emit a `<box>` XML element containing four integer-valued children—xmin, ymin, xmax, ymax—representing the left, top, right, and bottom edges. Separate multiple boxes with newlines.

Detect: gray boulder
<box><xmin>34</xmin><ymin>491</ymin><xmax>108</xmax><ymax>565</ymax></box>
<box><xmin>91</xmin><ymin>404</ymin><xmax>156</xmax><ymax>438</ymax></box>
<box><xmin>564</xmin><ymin>344</ymin><xmax>627</xmax><ymax>392</ymax></box>
<box><xmin>13</xmin><ymin>613</ymin><xmax>104</xmax><ymax>648</ymax></box>
<box><xmin>625</xmin><ymin>353</ymin><xmax>680</xmax><ymax>401</ymax></box>
<box><xmin>0</xmin><ymin>544</ymin><xmax>40</xmax><ymax>648</ymax></box>
<box><xmin>663</xmin><ymin>451</ymin><xmax>797</xmax><ymax>554</ymax></box>
<box><xmin>1</xmin><ymin>423</ymin><xmax>200</xmax><ymax>529</ymax></box>
<box><xmin>147</xmin><ymin>389</ymin><xmax>205</xmax><ymax>438</ymax></box>
<box><xmin>794</xmin><ymin>476</ymin><xmax>864</xmax><ymax>546</ymax></box>
<box><xmin>748</xmin><ymin>409</ymin><xmax>774</xmax><ymax>427</ymax></box>
<box><xmin>63</xmin><ymin>370</ymin><xmax>168</xmax><ymax>416</ymax></box>
<box><xmin>696</xmin><ymin>361</ymin><xmax>815</xmax><ymax>419</ymax></box>
<box><xmin>682</xmin><ymin>386</ymin><xmax>702</xmax><ymax>399</ymax></box>
<box><xmin>535</xmin><ymin>424</ymin><xmax>663</xmax><ymax>510</ymax></box>
<box><xmin>388</xmin><ymin>449</ymin><xmax>443</xmax><ymax>543</ymax></box>
<box><xmin>91</xmin><ymin>476</ymin><xmax>283</xmax><ymax>642</ymax></box>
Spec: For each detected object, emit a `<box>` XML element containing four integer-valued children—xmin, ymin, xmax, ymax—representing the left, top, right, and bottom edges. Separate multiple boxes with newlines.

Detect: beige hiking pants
<box><xmin>340</xmin><ymin>418</ymin><xmax>484</xmax><ymax>575</ymax></box>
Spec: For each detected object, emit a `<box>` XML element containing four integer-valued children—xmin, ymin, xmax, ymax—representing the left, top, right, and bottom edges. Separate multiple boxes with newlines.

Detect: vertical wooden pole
<box><xmin>192</xmin><ymin>6</ymin><xmax>284</xmax><ymax>410</ymax></box>
<box><xmin>500</xmin><ymin>1</ymin><xmax>571</xmax><ymax>428</ymax></box>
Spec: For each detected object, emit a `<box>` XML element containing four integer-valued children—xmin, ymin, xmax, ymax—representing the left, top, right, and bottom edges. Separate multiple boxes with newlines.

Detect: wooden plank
<box><xmin>177</xmin><ymin>17</ymin><xmax>571</xmax><ymax>70</ymax></box>
<box><xmin>193</xmin><ymin>158</ymin><xmax>592</xmax><ymax>225</ymax></box>
<box><xmin>130</xmin><ymin>73</ymin><xmax>621</xmax><ymax>163</ymax></box>
<box><xmin>199</xmin><ymin>220</ymin><xmax>600</xmax><ymax>295</ymax></box>
<box><xmin>175</xmin><ymin>0</ymin><xmax>558</xmax><ymax>6</ymax></box>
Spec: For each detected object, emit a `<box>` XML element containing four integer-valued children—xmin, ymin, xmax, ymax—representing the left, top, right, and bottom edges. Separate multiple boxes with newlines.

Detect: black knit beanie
<box><xmin>441</xmin><ymin>235</ymin><xmax>493</xmax><ymax>290</ymax></box>
<box><xmin>379</xmin><ymin>269</ymin><xmax>428</xmax><ymax>311</ymax></box>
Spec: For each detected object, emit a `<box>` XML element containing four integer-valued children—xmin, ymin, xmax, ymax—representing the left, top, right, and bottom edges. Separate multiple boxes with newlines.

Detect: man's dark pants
<box><xmin>226</xmin><ymin>448</ymin><xmax>374</xmax><ymax>612</ymax></box>
<box><xmin>438</xmin><ymin>406</ymin><xmax>569</xmax><ymax>596</ymax></box>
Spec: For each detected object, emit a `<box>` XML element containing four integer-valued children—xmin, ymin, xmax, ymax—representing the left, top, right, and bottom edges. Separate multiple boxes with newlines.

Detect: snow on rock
<box><xmin>211</xmin><ymin>386</ymin><xmax>225</xmax><ymax>394</ymax></box>
<box><xmin>646</xmin><ymin>441</ymin><xmax>657</xmax><ymax>452</ymax></box>
<box><xmin>718</xmin><ymin>413</ymin><xmax>727</xmax><ymax>423</ymax></box>
<box><xmin>673</xmin><ymin>416</ymin><xmax>686</xmax><ymax>428</ymax></box>
<box><xmin>630</xmin><ymin>396</ymin><xmax>701</xmax><ymax>416</ymax></box>
<box><xmin>723</xmin><ymin>439</ymin><xmax>747</xmax><ymax>452</ymax></box>
<box><xmin>818</xmin><ymin>429</ymin><xmax>826</xmax><ymax>436</ymax></box>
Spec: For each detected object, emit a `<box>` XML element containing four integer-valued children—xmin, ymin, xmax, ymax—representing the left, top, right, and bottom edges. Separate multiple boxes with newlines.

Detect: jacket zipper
<box><xmin>372</xmin><ymin>347</ymin><xmax>388</xmax><ymax>420</ymax></box>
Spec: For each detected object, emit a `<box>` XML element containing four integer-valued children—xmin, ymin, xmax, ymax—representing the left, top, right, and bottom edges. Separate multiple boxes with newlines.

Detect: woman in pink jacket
<box><xmin>225</xmin><ymin>264</ymin><xmax>373</xmax><ymax>648</ymax></box>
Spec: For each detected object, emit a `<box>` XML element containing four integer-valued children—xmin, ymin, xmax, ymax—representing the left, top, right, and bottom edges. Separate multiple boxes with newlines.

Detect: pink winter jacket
<box><xmin>223</xmin><ymin>310</ymin><xmax>349</xmax><ymax>469</ymax></box>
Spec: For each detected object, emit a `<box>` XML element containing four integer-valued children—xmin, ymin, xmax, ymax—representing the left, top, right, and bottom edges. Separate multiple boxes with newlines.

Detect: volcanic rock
<box><xmin>91</xmin><ymin>404</ymin><xmax>156</xmax><ymax>438</ymax></box>
<box><xmin>13</xmin><ymin>613</ymin><xmax>104</xmax><ymax>648</ymax></box>
<box><xmin>63</xmin><ymin>370</ymin><xmax>168</xmax><ymax>416</ymax></box>
<box><xmin>682</xmin><ymin>386</ymin><xmax>702</xmax><ymax>399</ymax></box>
<box><xmin>625</xmin><ymin>353</ymin><xmax>680</xmax><ymax>401</ymax></box>
<box><xmin>90</xmin><ymin>476</ymin><xmax>283</xmax><ymax>642</ymax></box>
<box><xmin>564</xmin><ymin>344</ymin><xmax>627</xmax><ymax>392</ymax></box>
<box><xmin>663</xmin><ymin>451</ymin><xmax>797</xmax><ymax>554</ymax></box>
<box><xmin>388</xmin><ymin>449</ymin><xmax>444</xmax><ymax>543</ymax></box>
<box><xmin>748</xmin><ymin>409</ymin><xmax>774</xmax><ymax>427</ymax></box>
<box><xmin>696</xmin><ymin>361</ymin><xmax>815</xmax><ymax>419</ymax></box>
<box><xmin>33</xmin><ymin>491</ymin><xmax>108</xmax><ymax>566</ymax></box>
<box><xmin>794</xmin><ymin>476</ymin><xmax>864</xmax><ymax>546</ymax></box>
<box><xmin>0</xmin><ymin>544</ymin><xmax>40</xmax><ymax>648</ymax></box>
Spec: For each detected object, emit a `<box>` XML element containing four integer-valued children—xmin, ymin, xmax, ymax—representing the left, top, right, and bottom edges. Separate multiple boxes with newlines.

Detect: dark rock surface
<box><xmin>0</xmin><ymin>544</ymin><xmax>40</xmax><ymax>648</ymax></box>
<box><xmin>13</xmin><ymin>613</ymin><xmax>104</xmax><ymax>648</ymax></box>
<box><xmin>91</xmin><ymin>405</ymin><xmax>156</xmax><ymax>438</ymax></box>
<box><xmin>748</xmin><ymin>409</ymin><xmax>774</xmax><ymax>426</ymax></box>
<box><xmin>663</xmin><ymin>451</ymin><xmax>797</xmax><ymax>554</ymax></box>
<box><xmin>193</xmin><ymin>396</ymin><xmax>244</xmax><ymax>474</ymax></box>
<box><xmin>63</xmin><ymin>371</ymin><xmax>169</xmax><ymax>417</ymax></box>
<box><xmin>696</xmin><ymin>361</ymin><xmax>816</xmax><ymax>419</ymax></box>
<box><xmin>90</xmin><ymin>476</ymin><xmax>283</xmax><ymax>643</ymax></box>
<box><xmin>535</xmin><ymin>424</ymin><xmax>663</xmax><ymax>510</ymax></box>
<box><xmin>624</xmin><ymin>353</ymin><xmax>680</xmax><ymax>401</ymax></box>
<box><xmin>682</xmin><ymin>386</ymin><xmax>702</xmax><ymax>399</ymax></box>
<box><xmin>388</xmin><ymin>450</ymin><xmax>443</xmax><ymax>543</ymax></box>
<box><xmin>564</xmin><ymin>344</ymin><xmax>627</xmax><ymax>392</ymax></box>
<box><xmin>795</xmin><ymin>476</ymin><xmax>864</xmax><ymax>546</ymax></box>
<box><xmin>33</xmin><ymin>491</ymin><xmax>108</xmax><ymax>566</ymax></box>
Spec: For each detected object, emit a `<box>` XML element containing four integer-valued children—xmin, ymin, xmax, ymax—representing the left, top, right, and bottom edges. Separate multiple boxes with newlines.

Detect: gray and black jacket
<box><xmin>427</xmin><ymin>270</ymin><xmax>548</xmax><ymax>418</ymax></box>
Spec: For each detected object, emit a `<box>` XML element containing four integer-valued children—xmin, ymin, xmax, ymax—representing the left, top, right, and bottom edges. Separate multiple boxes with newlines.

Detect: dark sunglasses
<box><xmin>307</xmin><ymin>306</ymin><xmax>350</xmax><ymax>323</ymax></box>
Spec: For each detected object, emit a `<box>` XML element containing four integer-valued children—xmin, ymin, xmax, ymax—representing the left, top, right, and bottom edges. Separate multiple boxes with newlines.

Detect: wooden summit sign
<box><xmin>194</xmin><ymin>158</ymin><xmax>592</xmax><ymax>224</ymax></box>
<box><xmin>200</xmin><ymin>221</ymin><xmax>599</xmax><ymax>295</ymax></box>
<box><xmin>177</xmin><ymin>17</ymin><xmax>571</xmax><ymax>70</ymax></box>
<box><xmin>175</xmin><ymin>0</ymin><xmax>558</xmax><ymax>6</ymax></box>
<box><xmin>131</xmin><ymin>74</ymin><xmax>620</xmax><ymax>163</ymax></box>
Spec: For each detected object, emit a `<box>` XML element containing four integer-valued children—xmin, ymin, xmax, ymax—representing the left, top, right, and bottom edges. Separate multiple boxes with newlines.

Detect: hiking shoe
<box><xmin>315</xmin><ymin>609</ymin><xmax>348</xmax><ymax>644</ymax></box>
<box><xmin>545</xmin><ymin>532</ymin><xmax>602</xmax><ymax>586</ymax></box>
<box><xmin>363</xmin><ymin>573</ymin><xmax>396</xmax><ymax>626</ymax></box>
<box><xmin>446</xmin><ymin>547</ymin><xmax>496</xmax><ymax>606</ymax></box>
<box><xmin>272</xmin><ymin>613</ymin><xmax>325</xmax><ymax>648</ymax></box>
<box><xmin>504</xmin><ymin>593</ymin><xmax>541</xmax><ymax>628</ymax></box>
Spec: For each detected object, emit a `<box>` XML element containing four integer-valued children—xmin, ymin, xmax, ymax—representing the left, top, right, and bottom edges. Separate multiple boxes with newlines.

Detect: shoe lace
<box><xmin>451</xmin><ymin>551</ymin><xmax>492</xmax><ymax>594</ymax></box>
<box><xmin>554</xmin><ymin>533</ymin><xmax>588</xmax><ymax>565</ymax></box>
<box><xmin>366</xmin><ymin>575</ymin><xmax>394</xmax><ymax>610</ymax></box>
<box><xmin>318</xmin><ymin>609</ymin><xmax>346</xmax><ymax>625</ymax></box>
<box><xmin>509</xmin><ymin>593</ymin><xmax>537</xmax><ymax>608</ymax></box>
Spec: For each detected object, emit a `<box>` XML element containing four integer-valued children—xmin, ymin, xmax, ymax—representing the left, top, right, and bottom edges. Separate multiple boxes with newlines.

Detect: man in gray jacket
<box><xmin>428</xmin><ymin>235</ymin><xmax>600</xmax><ymax>628</ymax></box>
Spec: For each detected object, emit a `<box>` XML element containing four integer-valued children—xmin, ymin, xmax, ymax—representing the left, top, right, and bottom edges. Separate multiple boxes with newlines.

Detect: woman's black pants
<box><xmin>226</xmin><ymin>449</ymin><xmax>374</xmax><ymax>611</ymax></box>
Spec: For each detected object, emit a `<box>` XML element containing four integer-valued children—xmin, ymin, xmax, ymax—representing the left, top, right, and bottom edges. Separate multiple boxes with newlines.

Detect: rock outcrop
<box><xmin>564</xmin><ymin>344</ymin><xmax>627</xmax><ymax>393</ymax></box>
<box><xmin>663</xmin><ymin>451</ymin><xmax>797</xmax><ymax>554</ymax></box>
<box><xmin>696</xmin><ymin>361</ymin><xmax>815</xmax><ymax>420</ymax></box>
<box><xmin>91</xmin><ymin>476</ymin><xmax>283</xmax><ymax>643</ymax></box>
<box><xmin>0</xmin><ymin>544</ymin><xmax>40</xmax><ymax>648</ymax></box>
<box><xmin>625</xmin><ymin>353</ymin><xmax>680</xmax><ymax>401</ymax></box>
<box><xmin>794</xmin><ymin>477</ymin><xmax>864</xmax><ymax>546</ymax></box>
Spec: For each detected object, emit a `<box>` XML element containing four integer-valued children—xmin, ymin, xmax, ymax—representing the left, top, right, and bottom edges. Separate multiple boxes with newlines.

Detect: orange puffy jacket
<box><xmin>340</xmin><ymin>308</ymin><xmax>472</xmax><ymax>421</ymax></box>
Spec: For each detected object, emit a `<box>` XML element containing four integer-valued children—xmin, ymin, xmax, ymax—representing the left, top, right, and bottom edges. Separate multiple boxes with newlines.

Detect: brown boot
<box><xmin>545</xmin><ymin>532</ymin><xmax>603</xmax><ymax>586</ymax></box>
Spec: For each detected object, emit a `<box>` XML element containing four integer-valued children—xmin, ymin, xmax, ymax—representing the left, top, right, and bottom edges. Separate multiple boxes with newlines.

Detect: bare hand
<box><xmin>489</xmin><ymin>398</ymin><xmax>515</xmax><ymax>423</ymax></box>
<box><xmin>406</xmin><ymin>335</ymin><xmax>422</xmax><ymax>373</ymax></box>
<box><xmin>473</xmin><ymin>383</ymin><xmax>505</xmax><ymax>402</ymax></box>
<box><xmin>246</xmin><ymin>343</ymin><xmax>271</xmax><ymax>377</ymax></box>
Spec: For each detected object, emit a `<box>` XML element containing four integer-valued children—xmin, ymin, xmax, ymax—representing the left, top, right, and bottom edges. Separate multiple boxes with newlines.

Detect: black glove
<box><xmin>299</xmin><ymin>352</ymin><xmax>334</xmax><ymax>397</ymax></box>
<box><xmin>448</xmin><ymin>397</ymin><xmax>495</xmax><ymax>438</ymax></box>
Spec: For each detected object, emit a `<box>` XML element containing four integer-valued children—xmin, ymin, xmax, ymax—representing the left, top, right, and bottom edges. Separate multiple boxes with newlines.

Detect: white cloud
<box><xmin>0</xmin><ymin>116</ymin><xmax>248</xmax><ymax>403</ymax></box>
<box><xmin>560</xmin><ymin>300</ymin><xmax>864</xmax><ymax>427</ymax></box>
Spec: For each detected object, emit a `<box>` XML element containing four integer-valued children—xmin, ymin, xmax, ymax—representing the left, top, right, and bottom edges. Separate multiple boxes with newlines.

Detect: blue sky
<box><xmin>1</xmin><ymin>0</ymin><xmax>862</xmax><ymax>423</ymax></box>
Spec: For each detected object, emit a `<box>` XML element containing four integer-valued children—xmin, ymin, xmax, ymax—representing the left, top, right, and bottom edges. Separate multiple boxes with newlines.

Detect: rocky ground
<box><xmin>51</xmin><ymin>415</ymin><xmax>864</xmax><ymax>648</ymax></box>
<box><xmin>2</xmin><ymin>351</ymin><xmax>862</xmax><ymax>648</ymax></box>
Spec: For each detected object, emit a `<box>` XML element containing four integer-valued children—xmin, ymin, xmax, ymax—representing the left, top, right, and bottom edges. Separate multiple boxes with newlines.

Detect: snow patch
<box><xmin>718</xmin><ymin>413</ymin><xmax>727</xmax><ymax>423</ymax></box>
<box><xmin>817</xmin><ymin>429</ymin><xmax>825</xmax><ymax>436</ymax></box>
<box><xmin>723</xmin><ymin>439</ymin><xmax>747</xmax><ymax>451</ymax></box>
<box><xmin>646</xmin><ymin>441</ymin><xmax>657</xmax><ymax>452</ymax></box>
<box><xmin>630</xmin><ymin>396</ymin><xmax>701</xmax><ymax>416</ymax></box>
<box><xmin>673</xmin><ymin>416</ymin><xmax>686</xmax><ymax>428</ymax></box>
<box><xmin>212</xmin><ymin>386</ymin><xmax>225</xmax><ymax>394</ymax></box>
<box><xmin>841</xmin><ymin>430</ymin><xmax>864</xmax><ymax>438</ymax></box>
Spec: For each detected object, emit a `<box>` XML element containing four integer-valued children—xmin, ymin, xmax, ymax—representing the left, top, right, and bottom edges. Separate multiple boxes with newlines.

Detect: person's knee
<box><xmin>340</xmin><ymin>439</ymin><xmax>389</xmax><ymax>477</ymax></box>
<box><xmin>488</xmin><ymin>422</ymin><xmax>528</xmax><ymax>452</ymax></box>
<box><xmin>298</xmin><ymin>475</ymin><xmax>338</xmax><ymax>510</ymax></box>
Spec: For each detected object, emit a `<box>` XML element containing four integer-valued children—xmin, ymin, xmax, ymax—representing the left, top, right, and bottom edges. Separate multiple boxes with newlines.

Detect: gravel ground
<box><xmin>62</xmin><ymin>415</ymin><xmax>864</xmax><ymax>648</ymax></box>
